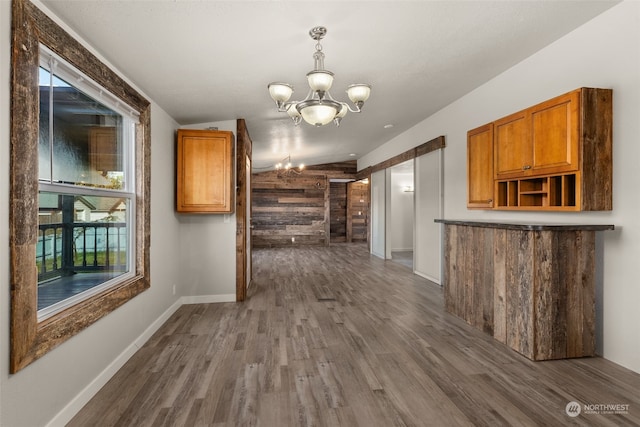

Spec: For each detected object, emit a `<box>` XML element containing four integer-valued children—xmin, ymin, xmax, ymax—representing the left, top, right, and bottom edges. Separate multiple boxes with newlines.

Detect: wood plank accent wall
<box><xmin>440</xmin><ymin>221</ymin><xmax>613</xmax><ymax>361</ymax></box>
<box><xmin>252</xmin><ymin>161</ymin><xmax>362</xmax><ymax>248</ymax></box>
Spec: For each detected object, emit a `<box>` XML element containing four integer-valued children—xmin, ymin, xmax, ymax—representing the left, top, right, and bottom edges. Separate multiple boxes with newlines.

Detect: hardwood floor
<box><xmin>391</xmin><ymin>250</ymin><xmax>413</xmax><ymax>270</ymax></box>
<box><xmin>69</xmin><ymin>244</ymin><xmax>640</xmax><ymax>426</ymax></box>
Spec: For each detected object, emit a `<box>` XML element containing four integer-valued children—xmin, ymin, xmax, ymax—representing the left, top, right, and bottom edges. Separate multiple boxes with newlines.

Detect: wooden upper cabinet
<box><xmin>530</xmin><ymin>90</ymin><xmax>580</xmax><ymax>175</ymax></box>
<box><xmin>494</xmin><ymin>89</ymin><xmax>580</xmax><ymax>179</ymax></box>
<box><xmin>467</xmin><ymin>123</ymin><xmax>494</xmax><ymax>208</ymax></box>
<box><xmin>176</xmin><ymin>129</ymin><xmax>235</xmax><ymax>213</ymax></box>
<box><xmin>467</xmin><ymin>87</ymin><xmax>612</xmax><ymax>211</ymax></box>
<box><xmin>494</xmin><ymin>111</ymin><xmax>530</xmax><ymax>179</ymax></box>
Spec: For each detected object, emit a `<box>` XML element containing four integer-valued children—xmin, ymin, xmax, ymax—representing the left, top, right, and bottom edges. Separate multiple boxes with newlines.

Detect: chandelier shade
<box><xmin>268</xmin><ymin>83</ymin><xmax>294</xmax><ymax>104</ymax></box>
<box><xmin>307</xmin><ymin>71</ymin><xmax>334</xmax><ymax>93</ymax></box>
<box><xmin>268</xmin><ymin>26</ymin><xmax>371</xmax><ymax>127</ymax></box>
<box><xmin>298</xmin><ymin>99</ymin><xmax>342</xmax><ymax>127</ymax></box>
<box><xmin>347</xmin><ymin>84</ymin><xmax>371</xmax><ymax>105</ymax></box>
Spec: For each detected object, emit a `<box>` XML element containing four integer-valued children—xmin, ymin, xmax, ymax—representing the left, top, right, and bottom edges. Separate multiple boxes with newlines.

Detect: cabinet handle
<box><xmin>522</xmin><ymin>165</ymin><xmax>532</xmax><ymax>170</ymax></box>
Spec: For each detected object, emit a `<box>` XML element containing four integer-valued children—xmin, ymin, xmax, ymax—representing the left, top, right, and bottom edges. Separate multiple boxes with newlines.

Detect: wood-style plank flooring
<box><xmin>69</xmin><ymin>244</ymin><xmax>640</xmax><ymax>426</ymax></box>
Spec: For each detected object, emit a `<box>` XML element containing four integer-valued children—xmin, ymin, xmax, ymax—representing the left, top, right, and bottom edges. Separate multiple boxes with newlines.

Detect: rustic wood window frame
<box><xmin>9</xmin><ymin>0</ymin><xmax>151</xmax><ymax>373</ymax></box>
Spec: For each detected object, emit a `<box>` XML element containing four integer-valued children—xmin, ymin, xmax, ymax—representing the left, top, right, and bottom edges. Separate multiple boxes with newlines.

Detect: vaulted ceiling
<box><xmin>41</xmin><ymin>0</ymin><xmax>618</xmax><ymax>171</ymax></box>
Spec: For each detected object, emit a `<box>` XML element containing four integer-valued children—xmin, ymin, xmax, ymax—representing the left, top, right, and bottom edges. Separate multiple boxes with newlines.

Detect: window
<box><xmin>10</xmin><ymin>0</ymin><xmax>151</xmax><ymax>373</ymax></box>
<box><xmin>37</xmin><ymin>47</ymin><xmax>139</xmax><ymax>320</ymax></box>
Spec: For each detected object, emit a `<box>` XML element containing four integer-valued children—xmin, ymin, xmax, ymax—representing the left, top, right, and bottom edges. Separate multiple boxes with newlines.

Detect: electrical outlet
<box><xmin>291</xmin><ymin>237</ymin><xmax>295</xmax><ymax>243</ymax></box>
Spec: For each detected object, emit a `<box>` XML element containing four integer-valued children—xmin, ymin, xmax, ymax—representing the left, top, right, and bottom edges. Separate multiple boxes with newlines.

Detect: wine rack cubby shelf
<box><xmin>496</xmin><ymin>173</ymin><xmax>579</xmax><ymax>210</ymax></box>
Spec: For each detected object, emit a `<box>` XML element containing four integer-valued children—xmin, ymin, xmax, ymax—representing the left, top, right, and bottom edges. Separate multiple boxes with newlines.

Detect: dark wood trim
<box><xmin>370</xmin><ymin>149</ymin><xmax>415</xmax><ymax>174</ymax></box>
<box><xmin>580</xmin><ymin>88</ymin><xmax>613</xmax><ymax>211</ymax></box>
<box><xmin>235</xmin><ymin>119</ymin><xmax>252</xmax><ymax>302</ymax></box>
<box><xmin>355</xmin><ymin>166</ymin><xmax>372</xmax><ymax>182</ymax></box>
<box><xmin>364</xmin><ymin>135</ymin><xmax>446</xmax><ymax>175</ymax></box>
<box><xmin>416</xmin><ymin>135</ymin><xmax>446</xmax><ymax>157</ymax></box>
<box><xmin>324</xmin><ymin>177</ymin><xmax>330</xmax><ymax>246</ymax></box>
<box><xmin>24</xmin><ymin>1</ymin><xmax>148</xmax><ymax>111</ymax></box>
<box><xmin>9</xmin><ymin>0</ymin><xmax>151</xmax><ymax>373</ymax></box>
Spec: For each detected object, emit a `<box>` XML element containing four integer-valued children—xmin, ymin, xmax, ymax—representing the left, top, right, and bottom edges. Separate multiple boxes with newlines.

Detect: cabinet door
<box><xmin>494</xmin><ymin>110</ymin><xmax>531</xmax><ymax>179</ymax></box>
<box><xmin>177</xmin><ymin>129</ymin><xmax>235</xmax><ymax>213</ymax></box>
<box><xmin>531</xmin><ymin>90</ymin><xmax>580</xmax><ymax>175</ymax></box>
<box><xmin>467</xmin><ymin>123</ymin><xmax>494</xmax><ymax>208</ymax></box>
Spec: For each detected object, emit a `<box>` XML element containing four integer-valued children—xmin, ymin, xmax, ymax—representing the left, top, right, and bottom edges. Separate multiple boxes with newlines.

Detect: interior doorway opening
<box><xmin>388</xmin><ymin>160</ymin><xmax>414</xmax><ymax>270</ymax></box>
<box><xmin>329</xmin><ymin>178</ymin><xmax>370</xmax><ymax>244</ymax></box>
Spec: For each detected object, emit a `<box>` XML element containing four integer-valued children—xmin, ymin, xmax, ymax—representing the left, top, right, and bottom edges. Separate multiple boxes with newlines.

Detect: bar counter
<box><xmin>435</xmin><ymin>219</ymin><xmax>614</xmax><ymax>360</ymax></box>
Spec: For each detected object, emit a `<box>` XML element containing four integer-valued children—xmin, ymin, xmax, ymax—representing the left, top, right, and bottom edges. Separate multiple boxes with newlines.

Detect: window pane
<box><xmin>38</xmin><ymin>70</ymin><xmax>124</xmax><ymax>189</ymax></box>
<box><xmin>37</xmin><ymin>191</ymin><xmax>130</xmax><ymax>312</ymax></box>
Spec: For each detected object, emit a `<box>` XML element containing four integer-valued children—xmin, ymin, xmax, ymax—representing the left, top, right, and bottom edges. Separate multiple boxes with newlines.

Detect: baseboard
<box><xmin>391</xmin><ymin>248</ymin><xmax>413</xmax><ymax>253</ymax></box>
<box><xmin>414</xmin><ymin>270</ymin><xmax>441</xmax><ymax>286</ymax></box>
<box><xmin>46</xmin><ymin>298</ymin><xmax>183</xmax><ymax>427</ymax></box>
<box><xmin>181</xmin><ymin>294</ymin><xmax>236</xmax><ymax>304</ymax></box>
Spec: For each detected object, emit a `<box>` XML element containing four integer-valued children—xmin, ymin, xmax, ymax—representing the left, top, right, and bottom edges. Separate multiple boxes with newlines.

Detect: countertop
<box><xmin>434</xmin><ymin>219</ymin><xmax>615</xmax><ymax>231</ymax></box>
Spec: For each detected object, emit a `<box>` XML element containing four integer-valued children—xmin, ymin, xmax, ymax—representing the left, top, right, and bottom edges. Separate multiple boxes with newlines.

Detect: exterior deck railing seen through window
<box><xmin>37</xmin><ymin>221</ymin><xmax>127</xmax><ymax>283</ymax></box>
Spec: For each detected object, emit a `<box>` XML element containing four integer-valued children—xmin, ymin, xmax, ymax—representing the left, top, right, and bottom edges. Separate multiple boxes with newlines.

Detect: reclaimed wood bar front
<box><xmin>435</xmin><ymin>219</ymin><xmax>614</xmax><ymax>361</ymax></box>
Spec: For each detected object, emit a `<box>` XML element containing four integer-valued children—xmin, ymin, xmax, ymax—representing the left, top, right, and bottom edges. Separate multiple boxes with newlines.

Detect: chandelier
<box><xmin>275</xmin><ymin>154</ymin><xmax>304</xmax><ymax>177</ymax></box>
<box><xmin>268</xmin><ymin>26</ymin><xmax>371</xmax><ymax>127</ymax></box>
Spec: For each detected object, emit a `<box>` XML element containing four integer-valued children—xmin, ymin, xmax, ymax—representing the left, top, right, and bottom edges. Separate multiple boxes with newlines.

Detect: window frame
<box><xmin>10</xmin><ymin>0</ymin><xmax>151</xmax><ymax>373</ymax></box>
<box><xmin>36</xmin><ymin>46</ymin><xmax>138</xmax><ymax>320</ymax></box>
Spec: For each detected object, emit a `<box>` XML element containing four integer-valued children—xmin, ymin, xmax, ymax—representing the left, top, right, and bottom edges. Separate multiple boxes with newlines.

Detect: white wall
<box><xmin>359</xmin><ymin>2</ymin><xmax>640</xmax><ymax>374</ymax></box>
<box><xmin>178</xmin><ymin>121</ymin><xmax>237</xmax><ymax>301</ymax></box>
<box><xmin>389</xmin><ymin>170</ymin><xmax>414</xmax><ymax>252</ymax></box>
<box><xmin>0</xmin><ymin>2</ymin><xmax>183</xmax><ymax>426</ymax></box>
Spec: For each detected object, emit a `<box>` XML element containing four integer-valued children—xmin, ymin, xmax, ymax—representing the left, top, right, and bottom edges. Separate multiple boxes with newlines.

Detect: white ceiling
<box><xmin>40</xmin><ymin>0</ymin><xmax>618</xmax><ymax>171</ymax></box>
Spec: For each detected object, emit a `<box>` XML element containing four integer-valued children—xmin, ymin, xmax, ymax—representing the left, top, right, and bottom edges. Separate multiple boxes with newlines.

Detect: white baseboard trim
<box><xmin>391</xmin><ymin>248</ymin><xmax>413</xmax><ymax>253</ymax></box>
<box><xmin>181</xmin><ymin>294</ymin><xmax>236</xmax><ymax>304</ymax></box>
<box><xmin>46</xmin><ymin>298</ymin><xmax>183</xmax><ymax>427</ymax></box>
<box><xmin>414</xmin><ymin>270</ymin><xmax>441</xmax><ymax>286</ymax></box>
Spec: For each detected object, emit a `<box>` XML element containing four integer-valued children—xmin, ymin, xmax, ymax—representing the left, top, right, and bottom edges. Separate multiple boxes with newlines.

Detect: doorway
<box><xmin>388</xmin><ymin>160</ymin><xmax>415</xmax><ymax>270</ymax></box>
<box><xmin>329</xmin><ymin>181</ymin><xmax>348</xmax><ymax>243</ymax></box>
<box><xmin>329</xmin><ymin>178</ymin><xmax>370</xmax><ymax>244</ymax></box>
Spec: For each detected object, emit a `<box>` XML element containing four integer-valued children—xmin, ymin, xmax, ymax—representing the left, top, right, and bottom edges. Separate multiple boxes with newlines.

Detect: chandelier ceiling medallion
<box><xmin>268</xmin><ymin>26</ymin><xmax>371</xmax><ymax>127</ymax></box>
